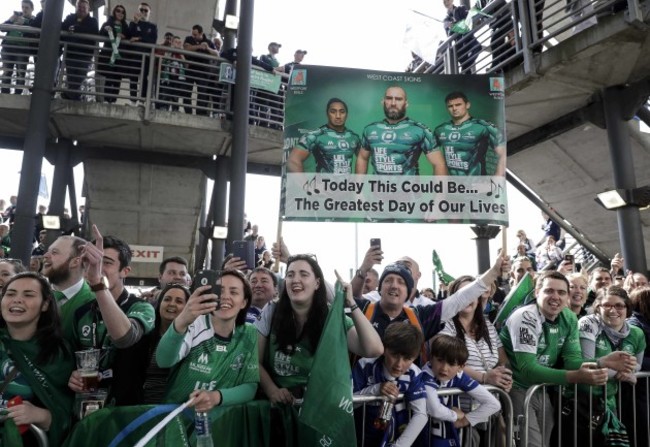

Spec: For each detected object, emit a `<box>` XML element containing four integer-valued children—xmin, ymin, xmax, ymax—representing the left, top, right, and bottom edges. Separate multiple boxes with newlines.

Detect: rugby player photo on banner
<box><xmin>280</xmin><ymin>65</ymin><xmax>508</xmax><ymax>225</ymax></box>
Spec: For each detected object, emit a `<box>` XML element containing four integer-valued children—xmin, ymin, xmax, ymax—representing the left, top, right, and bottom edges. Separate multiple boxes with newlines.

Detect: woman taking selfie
<box><xmin>156</xmin><ymin>269</ymin><xmax>259</xmax><ymax>412</ymax></box>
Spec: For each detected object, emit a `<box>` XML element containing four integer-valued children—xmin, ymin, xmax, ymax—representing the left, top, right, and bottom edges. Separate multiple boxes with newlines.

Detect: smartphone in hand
<box><xmin>370</xmin><ymin>238</ymin><xmax>381</xmax><ymax>250</ymax></box>
<box><xmin>232</xmin><ymin>240</ymin><xmax>255</xmax><ymax>270</ymax></box>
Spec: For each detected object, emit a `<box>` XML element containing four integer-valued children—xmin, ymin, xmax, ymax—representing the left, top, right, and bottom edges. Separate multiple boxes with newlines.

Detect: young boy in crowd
<box><xmin>421</xmin><ymin>334</ymin><xmax>501</xmax><ymax>447</ymax></box>
<box><xmin>353</xmin><ymin>324</ymin><xmax>457</xmax><ymax>446</ymax></box>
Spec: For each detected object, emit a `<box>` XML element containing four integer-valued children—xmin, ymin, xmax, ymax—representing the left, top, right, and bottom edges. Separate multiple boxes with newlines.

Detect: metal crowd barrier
<box><xmin>353</xmin><ymin>385</ymin><xmax>514</xmax><ymax>447</ymax></box>
<box><xmin>0</xmin><ymin>25</ymin><xmax>287</xmax><ymax>128</ymax></box>
<box><xmin>519</xmin><ymin>371</ymin><xmax>650</xmax><ymax>447</ymax></box>
<box><xmin>30</xmin><ymin>423</ymin><xmax>48</xmax><ymax>447</ymax></box>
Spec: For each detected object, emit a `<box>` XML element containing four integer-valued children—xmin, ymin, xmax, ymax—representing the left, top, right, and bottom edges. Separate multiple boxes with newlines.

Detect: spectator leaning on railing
<box><xmin>60</xmin><ymin>0</ymin><xmax>98</xmax><ymax>101</ymax></box>
<box><xmin>1</xmin><ymin>1</ymin><xmax>36</xmax><ymax>95</ymax></box>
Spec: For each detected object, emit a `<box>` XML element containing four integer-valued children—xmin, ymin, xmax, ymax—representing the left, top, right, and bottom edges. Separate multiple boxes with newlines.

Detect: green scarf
<box><xmin>0</xmin><ymin>331</ymin><xmax>74</xmax><ymax>447</ymax></box>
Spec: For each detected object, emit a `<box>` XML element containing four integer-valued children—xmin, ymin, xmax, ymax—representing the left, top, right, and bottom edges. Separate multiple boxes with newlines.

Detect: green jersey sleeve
<box><xmin>127</xmin><ymin>300</ymin><xmax>156</xmax><ymax>334</ymax></box>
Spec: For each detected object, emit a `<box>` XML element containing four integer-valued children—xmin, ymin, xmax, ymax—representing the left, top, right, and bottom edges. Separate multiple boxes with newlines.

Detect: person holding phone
<box><xmin>156</xmin><ymin>269</ymin><xmax>259</xmax><ymax>412</ymax></box>
<box><xmin>256</xmin><ymin>255</ymin><xmax>383</xmax><ymax>405</ymax></box>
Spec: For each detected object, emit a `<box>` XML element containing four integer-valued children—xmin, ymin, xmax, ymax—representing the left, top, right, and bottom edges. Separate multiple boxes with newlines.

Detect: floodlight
<box><xmin>595</xmin><ymin>190</ymin><xmax>627</xmax><ymax>210</ymax></box>
<box><xmin>595</xmin><ymin>186</ymin><xmax>650</xmax><ymax>210</ymax></box>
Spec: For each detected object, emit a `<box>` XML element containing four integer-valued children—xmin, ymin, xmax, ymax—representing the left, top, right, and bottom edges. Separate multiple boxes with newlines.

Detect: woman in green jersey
<box><xmin>256</xmin><ymin>254</ymin><xmax>383</xmax><ymax>404</ymax></box>
<box><xmin>156</xmin><ymin>269</ymin><xmax>259</xmax><ymax>412</ymax></box>
<box><xmin>563</xmin><ymin>286</ymin><xmax>645</xmax><ymax>444</ymax></box>
<box><xmin>0</xmin><ymin>272</ymin><xmax>74</xmax><ymax>447</ymax></box>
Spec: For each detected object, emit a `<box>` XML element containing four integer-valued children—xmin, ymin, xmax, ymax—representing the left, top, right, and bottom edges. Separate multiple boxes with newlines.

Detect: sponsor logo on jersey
<box><xmin>230</xmin><ymin>354</ymin><xmax>245</xmax><ymax>371</ymax></box>
<box><xmin>538</xmin><ymin>354</ymin><xmax>550</xmax><ymax>366</ymax></box>
<box><xmin>381</xmin><ymin>131</ymin><xmax>396</xmax><ymax>143</ymax></box>
<box><xmin>82</xmin><ymin>325</ymin><xmax>91</xmax><ymax>337</ymax></box>
<box><xmin>197</xmin><ymin>353</ymin><xmax>209</xmax><ymax>365</ymax></box>
<box><xmin>519</xmin><ymin>327</ymin><xmax>535</xmax><ymax>346</ymax></box>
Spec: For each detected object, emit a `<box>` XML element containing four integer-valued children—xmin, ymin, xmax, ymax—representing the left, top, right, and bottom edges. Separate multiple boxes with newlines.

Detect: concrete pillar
<box><xmin>211</xmin><ymin>158</ymin><xmax>229</xmax><ymax>270</ymax></box>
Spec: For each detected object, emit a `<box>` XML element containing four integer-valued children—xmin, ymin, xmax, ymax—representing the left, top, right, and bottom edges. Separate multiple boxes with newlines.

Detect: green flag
<box><xmin>450</xmin><ymin>5</ymin><xmax>492</xmax><ymax>34</ymax></box>
<box><xmin>432</xmin><ymin>250</ymin><xmax>455</xmax><ymax>285</ymax></box>
<box><xmin>494</xmin><ymin>272</ymin><xmax>535</xmax><ymax>328</ymax></box>
<box><xmin>298</xmin><ymin>282</ymin><xmax>356</xmax><ymax>446</ymax></box>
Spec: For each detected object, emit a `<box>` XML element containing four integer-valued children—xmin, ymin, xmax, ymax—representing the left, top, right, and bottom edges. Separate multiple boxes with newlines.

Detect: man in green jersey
<box><xmin>288</xmin><ymin>97</ymin><xmax>361</xmax><ymax>174</ymax></box>
<box><xmin>42</xmin><ymin>234</ymin><xmax>96</xmax><ymax>342</ymax></box>
<box><xmin>500</xmin><ymin>271</ymin><xmax>636</xmax><ymax>447</ymax></box>
<box><xmin>356</xmin><ymin>85</ymin><xmax>449</xmax><ymax>175</ymax></box>
<box><xmin>434</xmin><ymin>91</ymin><xmax>506</xmax><ymax>176</ymax></box>
<box><xmin>68</xmin><ymin>226</ymin><xmax>155</xmax><ymax>406</ymax></box>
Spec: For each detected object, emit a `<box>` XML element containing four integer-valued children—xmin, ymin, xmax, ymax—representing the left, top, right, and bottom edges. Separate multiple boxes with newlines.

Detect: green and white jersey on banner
<box><xmin>297</xmin><ymin>125</ymin><xmax>361</xmax><ymax>174</ymax></box>
<box><xmin>360</xmin><ymin>118</ymin><xmax>435</xmax><ymax>175</ymax></box>
<box><xmin>164</xmin><ymin>318</ymin><xmax>259</xmax><ymax>403</ymax></box>
<box><xmin>500</xmin><ymin>304</ymin><xmax>581</xmax><ymax>389</ymax></box>
<box><xmin>433</xmin><ymin>118</ymin><xmax>504</xmax><ymax>176</ymax></box>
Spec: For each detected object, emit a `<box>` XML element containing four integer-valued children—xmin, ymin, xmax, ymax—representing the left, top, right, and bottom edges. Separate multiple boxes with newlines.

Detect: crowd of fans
<box><xmin>0</xmin><ymin>0</ymin><xmax>307</xmax><ymax>119</ymax></box>
<box><xmin>1</xmin><ymin>191</ymin><xmax>649</xmax><ymax>446</ymax></box>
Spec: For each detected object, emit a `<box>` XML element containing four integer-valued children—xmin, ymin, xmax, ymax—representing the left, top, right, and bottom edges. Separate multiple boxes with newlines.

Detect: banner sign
<box><xmin>219</xmin><ymin>62</ymin><xmax>282</xmax><ymax>93</ymax></box>
<box><xmin>280</xmin><ymin>65</ymin><xmax>508</xmax><ymax>225</ymax></box>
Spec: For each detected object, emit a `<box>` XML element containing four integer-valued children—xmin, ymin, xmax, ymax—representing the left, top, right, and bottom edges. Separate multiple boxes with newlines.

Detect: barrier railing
<box><xmin>353</xmin><ymin>384</ymin><xmax>514</xmax><ymax>447</ymax></box>
<box><xmin>0</xmin><ymin>25</ymin><xmax>288</xmax><ymax>127</ymax></box>
<box><xmin>416</xmin><ymin>0</ymin><xmax>641</xmax><ymax>75</ymax></box>
<box><xmin>30</xmin><ymin>423</ymin><xmax>48</xmax><ymax>447</ymax></box>
<box><xmin>520</xmin><ymin>371</ymin><xmax>650</xmax><ymax>447</ymax></box>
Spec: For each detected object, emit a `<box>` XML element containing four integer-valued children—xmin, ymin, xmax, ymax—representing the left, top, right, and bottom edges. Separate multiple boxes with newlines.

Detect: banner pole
<box><xmin>273</xmin><ymin>218</ymin><xmax>283</xmax><ymax>273</ymax></box>
<box><xmin>501</xmin><ymin>226</ymin><xmax>508</xmax><ymax>256</ymax></box>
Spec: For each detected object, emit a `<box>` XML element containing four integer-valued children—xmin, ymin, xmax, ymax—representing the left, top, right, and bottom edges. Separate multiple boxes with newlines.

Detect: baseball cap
<box><xmin>295</xmin><ymin>49</ymin><xmax>307</xmax><ymax>54</ymax></box>
<box><xmin>269</xmin><ymin>42</ymin><xmax>281</xmax><ymax>48</ymax></box>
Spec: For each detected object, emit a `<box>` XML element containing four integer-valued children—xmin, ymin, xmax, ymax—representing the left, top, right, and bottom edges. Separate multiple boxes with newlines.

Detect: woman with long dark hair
<box><xmin>97</xmin><ymin>4</ymin><xmax>131</xmax><ymax>103</ymax></box>
<box><xmin>141</xmin><ymin>283</ymin><xmax>190</xmax><ymax>404</ymax></box>
<box><xmin>156</xmin><ymin>269</ymin><xmax>259</xmax><ymax>412</ymax></box>
<box><xmin>441</xmin><ymin>275</ymin><xmax>511</xmax><ymax>446</ymax></box>
<box><xmin>256</xmin><ymin>254</ymin><xmax>383</xmax><ymax>404</ymax></box>
<box><xmin>0</xmin><ymin>272</ymin><xmax>74</xmax><ymax>446</ymax></box>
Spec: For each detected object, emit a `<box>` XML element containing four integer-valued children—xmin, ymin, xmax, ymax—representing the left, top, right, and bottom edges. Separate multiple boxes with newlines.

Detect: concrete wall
<box><xmin>83</xmin><ymin>159</ymin><xmax>204</xmax><ymax>279</ymax></box>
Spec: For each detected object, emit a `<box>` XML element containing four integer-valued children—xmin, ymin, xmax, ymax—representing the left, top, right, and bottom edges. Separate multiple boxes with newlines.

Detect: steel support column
<box><xmin>471</xmin><ymin>225</ymin><xmax>501</xmax><ymax>273</ymax></box>
<box><xmin>211</xmin><ymin>158</ymin><xmax>229</xmax><ymax>270</ymax></box>
<box><xmin>226</xmin><ymin>0</ymin><xmax>253</xmax><ymax>249</ymax></box>
<box><xmin>11</xmin><ymin>0</ymin><xmax>65</xmax><ymax>264</ymax></box>
<box><xmin>602</xmin><ymin>86</ymin><xmax>648</xmax><ymax>274</ymax></box>
<box><xmin>223</xmin><ymin>0</ymin><xmax>239</xmax><ymax>51</ymax></box>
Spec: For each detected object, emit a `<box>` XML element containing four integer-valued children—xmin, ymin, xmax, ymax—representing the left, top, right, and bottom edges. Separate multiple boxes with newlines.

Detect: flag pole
<box><xmin>501</xmin><ymin>226</ymin><xmax>508</xmax><ymax>256</ymax></box>
<box><xmin>133</xmin><ymin>398</ymin><xmax>195</xmax><ymax>447</ymax></box>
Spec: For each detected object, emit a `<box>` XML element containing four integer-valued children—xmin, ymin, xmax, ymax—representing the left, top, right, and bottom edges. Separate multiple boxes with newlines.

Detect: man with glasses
<box><xmin>42</xmin><ymin>234</ymin><xmax>96</xmax><ymax>340</ymax></box>
<box><xmin>500</xmin><ymin>271</ymin><xmax>636</xmax><ymax>447</ymax></box>
<box><xmin>60</xmin><ymin>0</ymin><xmax>98</xmax><ymax>100</ymax></box>
<box><xmin>126</xmin><ymin>2</ymin><xmax>157</xmax><ymax>103</ymax></box>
